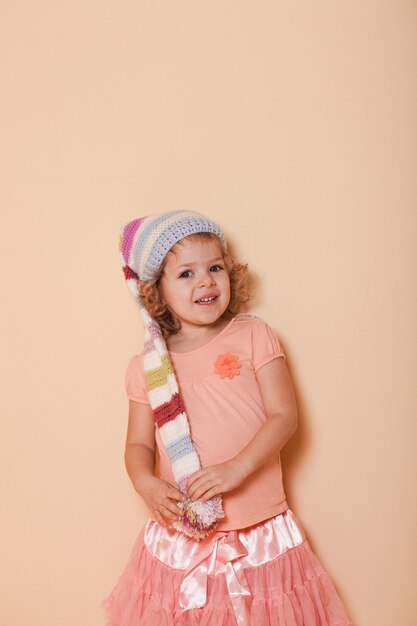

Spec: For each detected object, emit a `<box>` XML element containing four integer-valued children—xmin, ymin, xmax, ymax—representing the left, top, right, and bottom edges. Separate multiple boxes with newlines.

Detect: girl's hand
<box><xmin>186</xmin><ymin>459</ymin><xmax>248</xmax><ymax>502</ymax></box>
<box><xmin>137</xmin><ymin>475</ymin><xmax>187</xmax><ymax>527</ymax></box>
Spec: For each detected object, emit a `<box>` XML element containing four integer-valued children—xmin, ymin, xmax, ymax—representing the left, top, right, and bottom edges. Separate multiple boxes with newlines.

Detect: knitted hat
<box><xmin>119</xmin><ymin>210</ymin><xmax>227</xmax><ymax>541</ymax></box>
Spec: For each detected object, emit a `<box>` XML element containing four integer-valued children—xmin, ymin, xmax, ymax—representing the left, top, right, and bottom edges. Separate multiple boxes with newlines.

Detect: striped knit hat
<box><xmin>119</xmin><ymin>211</ymin><xmax>227</xmax><ymax>541</ymax></box>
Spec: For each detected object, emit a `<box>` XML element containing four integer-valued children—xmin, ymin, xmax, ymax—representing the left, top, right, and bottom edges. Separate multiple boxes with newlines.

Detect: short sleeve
<box><xmin>252</xmin><ymin>319</ymin><xmax>286</xmax><ymax>372</ymax></box>
<box><xmin>125</xmin><ymin>353</ymin><xmax>150</xmax><ymax>404</ymax></box>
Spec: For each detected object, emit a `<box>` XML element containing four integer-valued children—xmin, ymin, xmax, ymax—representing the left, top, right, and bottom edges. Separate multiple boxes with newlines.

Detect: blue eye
<box><xmin>178</xmin><ymin>265</ymin><xmax>223</xmax><ymax>279</ymax></box>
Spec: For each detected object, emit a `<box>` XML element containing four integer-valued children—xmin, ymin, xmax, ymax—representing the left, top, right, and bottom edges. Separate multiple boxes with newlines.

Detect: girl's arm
<box><xmin>186</xmin><ymin>357</ymin><xmax>298</xmax><ymax>501</ymax></box>
<box><xmin>233</xmin><ymin>356</ymin><xmax>298</xmax><ymax>477</ymax></box>
<box><xmin>124</xmin><ymin>400</ymin><xmax>186</xmax><ymax>526</ymax></box>
<box><xmin>124</xmin><ymin>400</ymin><xmax>157</xmax><ymax>490</ymax></box>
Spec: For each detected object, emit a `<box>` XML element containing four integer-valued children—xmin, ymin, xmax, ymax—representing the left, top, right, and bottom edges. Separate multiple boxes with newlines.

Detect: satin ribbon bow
<box><xmin>179</xmin><ymin>530</ymin><xmax>252</xmax><ymax>626</ymax></box>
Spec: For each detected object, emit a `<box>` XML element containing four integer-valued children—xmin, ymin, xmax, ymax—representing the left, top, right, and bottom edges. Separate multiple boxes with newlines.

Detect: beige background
<box><xmin>1</xmin><ymin>2</ymin><xmax>416</xmax><ymax>625</ymax></box>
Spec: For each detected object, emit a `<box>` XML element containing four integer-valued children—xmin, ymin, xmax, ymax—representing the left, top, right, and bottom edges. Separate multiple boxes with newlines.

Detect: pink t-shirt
<box><xmin>125</xmin><ymin>314</ymin><xmax>289</xmax><ymax>530</ymax></box>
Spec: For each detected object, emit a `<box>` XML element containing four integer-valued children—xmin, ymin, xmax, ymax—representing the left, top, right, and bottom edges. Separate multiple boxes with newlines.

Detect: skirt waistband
<box><xmin>143</xmin><ymin>508</ymin><xmax>306</xmax><ymax>571</ymax></box>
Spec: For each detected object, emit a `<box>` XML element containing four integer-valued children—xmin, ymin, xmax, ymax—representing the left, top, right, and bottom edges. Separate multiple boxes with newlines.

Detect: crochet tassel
<box><xmin>173</xmin><ymin>494</ymin><xmax>224</xmax><ymax>541</ymax></box>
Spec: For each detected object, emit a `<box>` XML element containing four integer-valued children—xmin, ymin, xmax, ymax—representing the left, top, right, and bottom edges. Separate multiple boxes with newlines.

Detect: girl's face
<box><xmin>159</xmin><ymin>236</ymin><xmax>231</xmax><ymax>331</ymax></box>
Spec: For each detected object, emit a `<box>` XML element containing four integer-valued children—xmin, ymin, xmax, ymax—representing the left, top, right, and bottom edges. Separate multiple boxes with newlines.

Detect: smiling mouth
<box><xmin>195</xmin><ymin>296</ymin><xmax>217</xmax><ymax>304</ymax></box>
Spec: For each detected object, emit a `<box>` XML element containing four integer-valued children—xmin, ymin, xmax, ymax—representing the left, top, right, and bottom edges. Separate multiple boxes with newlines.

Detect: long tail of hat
<box><xmin>121</xmin><ymin>257</ymin><xmax>224</xmax><ymax>540</ymax></box>
<box><xmin>140</xmin><ymin>303</ymin><xmax>200</xmax><ymax>489</ymax></box>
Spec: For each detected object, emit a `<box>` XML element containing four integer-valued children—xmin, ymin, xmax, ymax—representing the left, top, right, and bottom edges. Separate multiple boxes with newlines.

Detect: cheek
<box><xmin>167</xmin><ymin>282</ymin><xmax>190</xmax><ymax>305</ymax></box>
<box><xmin>218</xmin><ymin>277</ymin><xmax>231</xmax><ymax>305</ymax></box>
<box><xmin>160</xmin><ymin>282</ymin><xmax>178</xmax><ymax>307</ymax></box>
<box><xmin>222</xmin><ymin>274</ymin><xmax>231</xmax><ymax>294</ymax></box>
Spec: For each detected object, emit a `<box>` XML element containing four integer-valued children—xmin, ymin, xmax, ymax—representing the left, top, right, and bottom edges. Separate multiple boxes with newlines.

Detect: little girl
<box><xmin>101</xmin><ymin>210</ymin><xmax>353</xmax><ymax>626</ymax></box>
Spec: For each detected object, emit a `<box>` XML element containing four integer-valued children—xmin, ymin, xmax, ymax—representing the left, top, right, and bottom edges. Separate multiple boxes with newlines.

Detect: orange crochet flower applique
<box><xmin>213</xmin><ymin>353</ymin><xmax>242</xmax><ymax>379</ymax></box>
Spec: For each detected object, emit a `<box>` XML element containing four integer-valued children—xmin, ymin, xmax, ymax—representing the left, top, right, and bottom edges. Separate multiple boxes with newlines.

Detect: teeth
<box><xmin>196</xmin><ymin>297</ymin><xmax>216</xmax><ymax>303</ymax></box>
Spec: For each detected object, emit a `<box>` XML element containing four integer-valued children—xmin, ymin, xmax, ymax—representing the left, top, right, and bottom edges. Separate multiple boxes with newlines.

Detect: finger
<box><xmin>190</xmin><ymin>479</ymin><xmax>215</xmax><ymax>501</ymax></box>
<box><xmin>187</xmin><ymin>474</ymin><xmax>212</xmax><ymax>498</ymax></box>
<box><xmin>154</xmin><ymin>510</ymin><xmax>167</xmax><ymax>527</ymax></box>
<box><xmin>168</xmin><ymin>487</ymin><xmax>187</xmax><ymax>502</ymax></box>
<box><xmin>160</xmin><ymin>504</ymin><xmax>181</xmax><ymax>522</ymax></box>
<box><xmin>164</xmin><ymin>500</ymin><xmax>185</xmax><ymax>518</ymax></box>
<box><xmin>186</xmin><ymin>469</ymin><xmax>205</xmax><ymax>490</ymax></box>
<box><xmin>199</xmin><ymin>486</ymin><xmax>220</xmax><ymax>502</ymax></box>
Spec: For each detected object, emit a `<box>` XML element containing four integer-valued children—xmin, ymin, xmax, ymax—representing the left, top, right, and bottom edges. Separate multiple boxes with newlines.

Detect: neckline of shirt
<box><xmin>168</xmin><ymin>316</ymin><xmax>237</xmax><ymax>356</ymax></box>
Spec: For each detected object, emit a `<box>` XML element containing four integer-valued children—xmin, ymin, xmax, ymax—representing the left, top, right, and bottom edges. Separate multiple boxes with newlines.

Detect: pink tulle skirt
<box><xmin>100</xmin><ymin>508</ymin><xmax>352</xmax><ymax>625</ymax></box>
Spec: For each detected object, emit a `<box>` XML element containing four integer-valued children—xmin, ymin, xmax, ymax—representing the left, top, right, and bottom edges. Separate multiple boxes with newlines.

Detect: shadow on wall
<box><xmin>279</xmin><ymin>368</ymin><xmax>356</xmax><ymax>621</ymax></box>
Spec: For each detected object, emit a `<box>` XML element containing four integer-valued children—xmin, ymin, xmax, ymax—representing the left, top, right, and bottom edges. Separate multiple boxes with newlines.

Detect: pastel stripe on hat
<box><xmin>133</xmin><ymin>213</ymin><xmax>172</xmax><ymax>274</ymax></box>
<box><xmin>143</xmin><ymin>347</ymin><xmax>165</xmax><ymax>370</ymax></box>
<box><xmin>153</xmin><ymin>393</ymin><xmax>185</xmax><ymax>429</ymax></box>
<box><xmin>159</xmin><ymin>413</ymin><xmax>190</xmax><ymax>443</ymax></box>
<box><xmin>172</xmin><ymin>453</ymin><xmax>201</xmax><ymax>480</ymax></box>
<box><xmin>144</xmin><ymin>354</ymin><xmax>174</xmax><ymax>390</ymax></box>
<box><xmin>136</xmin><ymin>211</ymin><xmax>192</xmax><ymax>278</ymax></box>
<box><xmin>147</xmin><ymin>374</ymin><xmax>179</xmax><ymax>407</ymax></box>
<box><xmin>120</xmin><ymin>218</ymin><xmax>143</xmax><ymax>264</ymax></box>
<box><xmin>166</xmin><ymin>434</ymin><xmax>195</xmax><ymax>462</ymax></box>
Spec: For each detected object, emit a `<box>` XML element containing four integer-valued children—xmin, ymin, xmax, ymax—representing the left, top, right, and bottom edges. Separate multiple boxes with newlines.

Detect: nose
<box><xmin>198</xmin><ymin>270</ymin><xmax>216</xmax><ymax>287</ymax></box>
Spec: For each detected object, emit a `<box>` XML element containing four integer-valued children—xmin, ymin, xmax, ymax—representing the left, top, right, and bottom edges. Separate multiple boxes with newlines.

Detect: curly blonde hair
<box><xmin>138</xmin><ymin>232</ymin><xmax>251</xmax><ymax>339</ymax></box>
